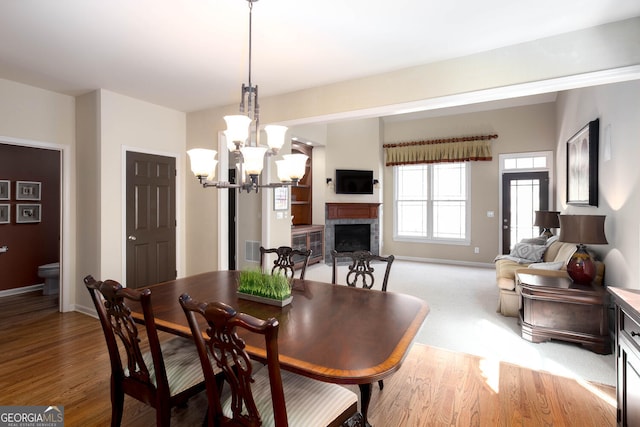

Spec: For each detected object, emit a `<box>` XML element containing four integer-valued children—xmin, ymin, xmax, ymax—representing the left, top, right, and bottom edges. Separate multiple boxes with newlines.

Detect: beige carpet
<box><xmin>304</xmin><ymin>259</ymin><xmax>616</xmax><ymax>386</ymax></box>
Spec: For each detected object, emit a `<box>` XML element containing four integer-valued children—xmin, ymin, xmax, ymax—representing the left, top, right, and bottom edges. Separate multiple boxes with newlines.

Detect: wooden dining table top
<box><xmin>130</xmin><ymin>270</ymin><xmax>430</xmax><ymax>386</ymax></box>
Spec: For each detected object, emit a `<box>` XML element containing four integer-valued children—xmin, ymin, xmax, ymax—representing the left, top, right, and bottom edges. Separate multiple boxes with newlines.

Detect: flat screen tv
<box><xmin>335</xmin><ymin>169</ymin><xmax>374</xmax><ymax>194</ymax></box>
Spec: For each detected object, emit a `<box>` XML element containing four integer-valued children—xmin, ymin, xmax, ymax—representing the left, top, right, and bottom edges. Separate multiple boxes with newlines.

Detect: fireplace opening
<box><xmin>334</xmin><ymin>224</ymin><xmax>371</xmax><ymax>252</ymax></box>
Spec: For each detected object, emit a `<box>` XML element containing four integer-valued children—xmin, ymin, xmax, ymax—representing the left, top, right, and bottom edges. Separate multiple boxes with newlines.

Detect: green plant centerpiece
<box><xmin>237</xmin><ymin>269</ymin><xmax>293</xmax><ymax>307</ymax></box>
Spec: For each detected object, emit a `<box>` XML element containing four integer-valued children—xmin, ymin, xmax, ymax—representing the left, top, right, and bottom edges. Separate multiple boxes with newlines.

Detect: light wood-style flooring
<box><xmin>0</xmin><ymin>291</ymin><xmax>616</xmax><ymax>426</ymax></box>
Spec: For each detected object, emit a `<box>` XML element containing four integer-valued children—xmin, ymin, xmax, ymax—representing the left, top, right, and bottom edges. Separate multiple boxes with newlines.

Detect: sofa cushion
<box><xmin>553</xmin><ymin>242</ymin><xmax>577</xmax><ymax>264</ymax></box>
<box><xmin>509</xmin><ymin>242</ymin><xmax>546</xmax><ymax>262</ymax></box>
<box><xmin>542</xmin><ymin>242</ymin><xmax>560</xmax><ymax>261</ymax></box>
<box><xmin>496</xmin><ymin>259</ymin><xmax>531</xmax><ymax>290</ymax></box>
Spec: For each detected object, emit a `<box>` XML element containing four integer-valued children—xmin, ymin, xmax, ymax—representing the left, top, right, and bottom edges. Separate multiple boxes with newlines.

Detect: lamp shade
<box><xmin>240</xmin><ymin>146</ymin><xmax>267</xmax><ymax>176</ymax></box>
<box><xmin>264</xmin><ymin>125</ymin><xmax>288</xmax><ymax>152</ymax></box>
<box><xmin>283</xmin><ymin>153</ymin><xmax>308</xmax><ymax>180</ymax></box>
<box><xmin>224</xmin><ymin>115</ymin><xmax>252</xmax><ymax>148</ymax></box>
<box><xmin>275</xmin><ymin>159</ymin><xmax>292</xmax><ymax>182</ymax></box>
<box><xmin>187</xmin><ymin>149</ymin><xmax>218</xmax><ymax>180</ymax></box>
<box><xmin>534</xmin><ymin>211</ymin><xmax>560</xmax><ymax>228</ymax></box>
<box><xmin>558</xmin><ymin>215</ymin><xmax>608</xmax><ymax>245</ymax></box>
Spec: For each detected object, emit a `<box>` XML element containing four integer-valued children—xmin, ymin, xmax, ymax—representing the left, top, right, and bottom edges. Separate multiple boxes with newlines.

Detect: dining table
<box><xmin>128</xmin><ymin>270</ymin><xmax>429</xmax><ymax>426</ymax></box>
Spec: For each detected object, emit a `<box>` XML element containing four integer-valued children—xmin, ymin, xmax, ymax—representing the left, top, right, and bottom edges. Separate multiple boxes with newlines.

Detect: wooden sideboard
<box><xmin>609</xmin><ymin>287</ymin><xmax>640</xmax><ymax>426</ymax></box>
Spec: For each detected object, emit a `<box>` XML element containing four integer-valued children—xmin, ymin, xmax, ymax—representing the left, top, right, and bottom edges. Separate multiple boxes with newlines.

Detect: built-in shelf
<box><xmin>291</xmin><ymin>143</ymin><xmax>312</xmax><ymax>226</ymax></box>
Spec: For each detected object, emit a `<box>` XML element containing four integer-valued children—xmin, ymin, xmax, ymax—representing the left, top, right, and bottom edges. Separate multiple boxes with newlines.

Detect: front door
<box><xmin>501</xmin><ymin>172</ymin><xmax>549</xmax><ymax>254</ymax></box>
<box><xmin>126</xmin><ymin>151</ymin><xmax>176</xmax><ymax>288</ymax></box>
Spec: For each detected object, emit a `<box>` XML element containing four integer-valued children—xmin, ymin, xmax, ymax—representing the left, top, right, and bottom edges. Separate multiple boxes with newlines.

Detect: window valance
<box><xmin>383</xmin><ymin>134</ymin><xmax>497</xmax><ymax>166</ymax></box>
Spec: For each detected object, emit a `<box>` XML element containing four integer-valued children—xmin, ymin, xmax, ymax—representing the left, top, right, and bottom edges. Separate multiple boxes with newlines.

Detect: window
<box><xmin>394</xmin><ymin>163</ymin><xmax>469</xmax><ymax>243</ymax></box>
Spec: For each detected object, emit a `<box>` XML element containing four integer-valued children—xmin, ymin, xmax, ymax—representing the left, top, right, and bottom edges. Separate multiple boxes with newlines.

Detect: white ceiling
<box><xmin>1</xmin><ymin>0</ymin><xmax>639</xmax><ymax>114</ymax></box>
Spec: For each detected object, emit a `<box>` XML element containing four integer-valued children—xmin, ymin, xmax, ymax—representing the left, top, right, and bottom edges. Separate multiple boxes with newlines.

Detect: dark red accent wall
<box><xmin>0</xmin><ymin>143</ymin><xmax>60</xmax><ymax>291</ymax></box>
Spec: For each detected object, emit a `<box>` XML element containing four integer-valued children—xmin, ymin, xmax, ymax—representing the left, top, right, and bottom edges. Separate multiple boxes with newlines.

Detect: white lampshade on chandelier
<box><xmin>187</xmin><ymin>0</ymin><xmax>307</xmax><ymax>193</ymax></box>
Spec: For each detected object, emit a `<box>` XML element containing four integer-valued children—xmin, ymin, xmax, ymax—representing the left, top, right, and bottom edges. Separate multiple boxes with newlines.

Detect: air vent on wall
<box><xmin>245</xmin><ymin>240</ymin><xmax>261</xmax><ymax>263</ymax></box>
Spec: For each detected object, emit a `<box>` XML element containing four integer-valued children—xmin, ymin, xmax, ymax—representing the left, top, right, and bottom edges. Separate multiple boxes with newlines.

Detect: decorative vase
<box><xmin>566</xmin><ymin>244</ymin><xmax>596</xmax><ymax>285</ymax></box>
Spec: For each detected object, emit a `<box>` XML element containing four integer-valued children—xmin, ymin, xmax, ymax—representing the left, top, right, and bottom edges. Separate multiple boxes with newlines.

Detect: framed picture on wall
<box><xmin>0</xmin><ymin>204</ymin><xmax>9</xmax><ymax>224</ymax></box>
<box><xmin>16</xmin><ymin>203</ymin><xmax>41</xmax><ymax>223</ymax></box>
<box><xmin>0</xmin><ymin>180</ymin><xmax>9</xmax><ymax>200</ymax></box>
<box><xmin>16</xmin><ymin>181</ymin><xmax>41</xmax><ymax>201</ymax></box>
<box><xmin>566</xmin><ymin>118</ymin><xmax>599</xmax><ymax>206</ymax></box>
<box><xmin>273</xmin><ymin>186</ymin><xmax>289</xmax><ymax>211</ymax></box>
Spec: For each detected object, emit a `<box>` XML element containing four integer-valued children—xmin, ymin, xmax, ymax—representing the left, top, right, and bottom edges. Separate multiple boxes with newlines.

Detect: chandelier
<box><xmin>187</xmin><ymin>0</ymin><xmax>308</xmax><ymax>193</ymax></box>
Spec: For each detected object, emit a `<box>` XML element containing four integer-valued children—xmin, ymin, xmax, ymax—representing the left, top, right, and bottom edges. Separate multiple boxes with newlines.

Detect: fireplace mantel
<box><xmin>326</xmin><ymin>203</ymin><xmax>381</xmax><ymax>220</ymax></box>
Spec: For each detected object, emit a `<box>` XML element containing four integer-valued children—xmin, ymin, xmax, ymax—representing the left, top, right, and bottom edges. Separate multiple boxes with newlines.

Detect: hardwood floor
<box><xmin>0</xmin><ymin>291</ymin><xmax>616</xmax><ymax>426</ymax></box>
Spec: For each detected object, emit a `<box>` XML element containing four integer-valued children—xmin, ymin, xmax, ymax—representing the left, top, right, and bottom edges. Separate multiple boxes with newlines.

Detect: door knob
<box><xmin>0</xmin><ymin>245</ymin><xmax>7</xmax><ymax>253</ymax></box>
<box><xmin>128</xmin><ymin>236</ymin><xmax>137</xmax><ymax>241</ymax></box>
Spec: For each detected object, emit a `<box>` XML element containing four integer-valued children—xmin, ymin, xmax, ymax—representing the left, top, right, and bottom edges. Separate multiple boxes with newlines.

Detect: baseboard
<box><xmin>392</xmin><ymin>255</ymin><xmax>494</xmax><ymax>269</ymax></box>
<box><xmin>74</xmin><ymin>304</ymin><xmax>98</xmax><ymax>319</ymax></box>
<box><xmin>0</xmin><ymin>283</ymin><xmax>44</xmax><ymax>297</ymax></box>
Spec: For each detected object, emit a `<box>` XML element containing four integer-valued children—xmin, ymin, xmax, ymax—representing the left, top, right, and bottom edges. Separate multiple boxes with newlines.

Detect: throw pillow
<box><xmin>509</xmin><ymin>242</ymin><xmax>546</xmax><ymax>262</ymax></box>
<box><xmin>528</xmin><ymin>261</ymin><xmax>565</xmax><ymax>270</ymax></box>
<box><xmin>521</xmin><ymin>237</ymin><xmax>548</xmax><ymax>245</ymax></box>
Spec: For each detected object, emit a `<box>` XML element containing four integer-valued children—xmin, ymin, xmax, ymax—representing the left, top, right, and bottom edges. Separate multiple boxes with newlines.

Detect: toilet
<box><xmin>38</xmin><ymin>262</ymin><xmax>60</xmax><ymax>295</ymax></box>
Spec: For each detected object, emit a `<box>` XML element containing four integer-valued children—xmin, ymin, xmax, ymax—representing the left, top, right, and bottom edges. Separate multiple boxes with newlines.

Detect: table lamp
<box><xmin>558</xmin><ymin>215</ymin><xmax>608</xmax><ymax>285</ymax></box>
<box><xmin>534</xmin><ymin>210</ymin><xmax>560</xmax><ymax>238</ymax></box>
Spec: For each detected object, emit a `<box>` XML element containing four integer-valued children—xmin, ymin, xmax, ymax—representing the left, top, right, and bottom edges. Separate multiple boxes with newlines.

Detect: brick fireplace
<box><xmin>325</xmin><ymin>203</ymin><xmax>381</xmax><ymax>264</ymax></box>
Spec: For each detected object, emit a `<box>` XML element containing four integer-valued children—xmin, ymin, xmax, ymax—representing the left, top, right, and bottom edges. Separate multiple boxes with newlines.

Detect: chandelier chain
<box><xmin>248</xmin><ymin>0</ymin><xmax>253</xmax><ymax>89</ymax></box>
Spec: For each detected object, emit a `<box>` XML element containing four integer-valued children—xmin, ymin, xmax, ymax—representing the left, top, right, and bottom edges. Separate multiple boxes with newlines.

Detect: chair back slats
<box><xmin>85</xmin><ymin>275</ymin><xmax>206</xmax><ymax>427</ymax></box>
<box><xmin>331</xmin><ymin>250</ymin><xmax>395</xmax><ymax>291</ymax></box>
<box><xmin>180</xmin><ymin>294</ymin><xmax>288</xmax><ymax>426</ymax></box>
<box><xmin>330</xmin><ymin>251</ymin><xmax>395</xmax><ymax>392</ymax></box>
<box><xmin>85</xmin><ymin>276</ymin><xmax>164</xmax><ymax>391</ymax></box>
<box><xmin>260</xmin><ymin>246</ymin><xmax>312</xmax><ymax>280</ymax></box>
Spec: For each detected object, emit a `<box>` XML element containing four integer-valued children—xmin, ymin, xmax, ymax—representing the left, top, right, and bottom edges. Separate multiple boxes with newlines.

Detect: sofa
<box><xmin>494</xmin><ymin>236</ymin><xmax>605</xmax><ymax>317</ymax></box>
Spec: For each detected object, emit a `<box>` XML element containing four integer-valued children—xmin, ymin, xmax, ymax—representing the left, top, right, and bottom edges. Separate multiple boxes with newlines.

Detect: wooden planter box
<box><xmin>237</xmin><ymin>292</ymin><xmax>293</xmax><ymax>307</ymax></box>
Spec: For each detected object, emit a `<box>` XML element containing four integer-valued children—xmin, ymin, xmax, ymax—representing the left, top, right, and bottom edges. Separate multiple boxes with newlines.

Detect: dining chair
<box><xmin>331</xmin><ymin>249</ymin><xmax>395</xmax><ymax>390</ymax></box>
<box><xmin>331</xmin><ymin>249</ymin><xmax>395</xmax><ymax>291</ymax></box>
<box><xmin>179</xmin><ymin>294</ymin><xmax>362</xmax><ymax>427</ymax></box>
<box><xmin>259</xmin><ymin>246</ymin><xmax>312</xmax><ymax>280</ymax></box>
<box><xmin>84</xmin><ymin>275</ymin><xmax>206</xmax><ymax>427</ymax></box>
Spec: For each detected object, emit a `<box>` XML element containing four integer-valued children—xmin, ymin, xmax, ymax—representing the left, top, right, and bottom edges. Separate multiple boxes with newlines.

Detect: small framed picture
<box><xmin>273</xmin><ymin>186</ymin><xmax>289</xmax><ymax>211</ymax></box>
<box><xmin>0</xmin><ymin>204</ymin><xmax>9</xmax><ymax>224</ymax></box>
<box><xmin>0</xmin><ymin>180</ymin><xmax>9</xmax><ymax>200</ymax></box>
<box><xmin>16</xmin><ymin>181</ymin><xmax>42</xmax><ymax>201</ymax></box>
<box><xmin>16</xmin><ymin>203</ymin><xmax>41</xmax><ymax>223</ymax></box>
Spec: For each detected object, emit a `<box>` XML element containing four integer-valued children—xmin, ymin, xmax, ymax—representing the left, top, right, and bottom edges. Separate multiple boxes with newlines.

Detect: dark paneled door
<box><xmin>126</xmin><ymin>152</ymin><xmax>176</xmax><ymax>288</ymax></box>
